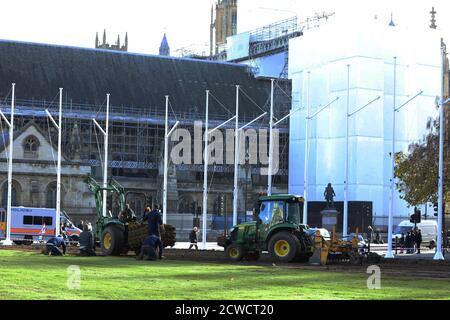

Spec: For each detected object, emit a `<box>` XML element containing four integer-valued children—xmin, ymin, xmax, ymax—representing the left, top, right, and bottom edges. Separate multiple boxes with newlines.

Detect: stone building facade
<box><xmin>0</xmin><ymin>121</ymin><xmax>93</xmax><ymax>218</ymax></box>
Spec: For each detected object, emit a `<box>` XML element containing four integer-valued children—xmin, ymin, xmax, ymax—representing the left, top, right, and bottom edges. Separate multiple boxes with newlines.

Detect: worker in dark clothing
<box><xmin>189</xmin><ymin>226</ymin><xmax>199</xmax><ymax>250</ymax></box>
<box><xmin>136</xmin><ymin>235</ymin><xmax>163</xmax><ymax>260</ymax></box>
<box><xmin>45</xmin><ymin>235</ymin><xmax>67</xmax><ymax>256</ymax></box>
<box><xmin>142</xmin><ymin>204</ymin><xmax>165</xmax><ymax>258</ymax></box>
<box><xmin>374</xmin><ymin>230</ymin><xmax>384</xmax><ymax>244</ymax></box>
<box><xmin>143</xmin><ymin>204</ymin><xmax>165</xmax><ymax>237</ymax></box>
<box><xmin>120</xmin><ymin>204</ymin><xmax>136</xmax><ymax>223</ymax></box>
<box><xmin>79</xmin><ymin>223</ymin><xmax>96</xmax><ymax>256</ymax></box>
<box><xmin>415</xmin><ymin>229</ymin><xmax>423</xmax><ymax>254</ymax></box>
<box><xmin>400</xmin><ymin>233</ymin><xmax>405</xmax><ymax>254</ymax></box>
<box><xmin>405</xmin><ymin>231</ymin><xmax>412</xmax><ymax>254</ymax></box>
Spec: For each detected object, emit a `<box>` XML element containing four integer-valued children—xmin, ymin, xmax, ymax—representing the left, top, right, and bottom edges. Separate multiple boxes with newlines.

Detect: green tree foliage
<box><xmin>395</xmin><ymin>118</ymin><xmax>450</xmax><ymax>206</ymax></box>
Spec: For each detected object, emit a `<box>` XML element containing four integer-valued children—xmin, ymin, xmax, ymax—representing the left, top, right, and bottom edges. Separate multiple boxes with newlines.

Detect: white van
<box><xmin>392</xmin><ymin>220</ymin><xmax>438</xmax><ymax>245</ymax></box>
<box><xmin>0</xmin><ymin>207</ymin><xmax>81</xmax><ymax>244</ymax></box>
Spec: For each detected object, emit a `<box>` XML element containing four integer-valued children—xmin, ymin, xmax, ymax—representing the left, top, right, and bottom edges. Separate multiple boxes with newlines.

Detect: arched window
<box><xmin>46</xmin><ymin>182</ymin><xmax>64</xmax><ymax>209</ymax></box>
<box><xmin>46</xmin><ymin>184</ymin><xmax>56</xmax><ymax>208</ymax></box>
<box><xmin>23</xmin><ymin>135</ymin><xmax>40</xmax><ymax>159</ymax></box>
<box><xmin>2</xmin><ymin>181</ymin><xmax>20</xmax><ymax>208</ymax></box>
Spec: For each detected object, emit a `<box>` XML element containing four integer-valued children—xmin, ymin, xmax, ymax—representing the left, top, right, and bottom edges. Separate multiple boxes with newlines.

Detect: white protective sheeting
<box><xmin>288</xmin><ymin>16</ymin><xmax>441</xmax><ymax>227</ymax></box>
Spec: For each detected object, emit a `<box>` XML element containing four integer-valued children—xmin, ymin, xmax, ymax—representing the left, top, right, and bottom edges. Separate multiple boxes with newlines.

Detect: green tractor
<box><xmin>218</xmin><ymin>195</ymin><xmax>314</xmax><ymax>263</ymax></box>
<box><xmin>84</xmin><ymin>175</ymin><xmax>176</xmax><ymax>256</ymax></box>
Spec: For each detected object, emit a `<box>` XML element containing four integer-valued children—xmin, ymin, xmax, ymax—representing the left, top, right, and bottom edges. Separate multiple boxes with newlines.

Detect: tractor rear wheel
<box><xmin>226</xmin><ymin>244</ymin><xmax>246</xmax><ymax>261</ymax></box>
<box><xmin>268</xmin><ymin>232</ymin><xmax>299</xmax><ymax>263</ymax></box>
<box><xmin>101</xmin><ymin>225</ymin><xmax>125</xmax><ymax>256</ymax></box>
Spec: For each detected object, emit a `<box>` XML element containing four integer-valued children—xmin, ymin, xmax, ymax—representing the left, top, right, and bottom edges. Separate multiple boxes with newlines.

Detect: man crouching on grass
<box><xmin>45</xmin><ymin>234</ymin><xmax>67</xmax><ymax>256</ymax></box>
<box><xmin>79</xmin><ymin>223</ymin><xmax>96</xmax><ymax>256</ymax></box>
<box><xmin>136</xmin><ymin>235</ymin><xmax>163</xmax><ymax>261</ymax></box>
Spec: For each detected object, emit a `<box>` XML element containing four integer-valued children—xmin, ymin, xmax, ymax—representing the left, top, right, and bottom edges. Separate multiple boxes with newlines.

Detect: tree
<box><xmin>395</xmin><ymin>117</ymin><xmax>450</xmax><ymax>207</ymax></box>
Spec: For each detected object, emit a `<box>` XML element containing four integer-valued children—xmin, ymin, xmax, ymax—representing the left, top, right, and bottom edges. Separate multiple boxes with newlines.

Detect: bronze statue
<box><xmin>324</xmin><ymin>183</ymin><xmax>336</xmax><ymax>209</ymax></box>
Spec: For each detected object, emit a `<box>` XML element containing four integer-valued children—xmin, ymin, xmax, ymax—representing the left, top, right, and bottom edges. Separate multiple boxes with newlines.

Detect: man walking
<box><xmin>189</xmin><ymin>226</ymin><xmax>199</xmax><ymax>250</ymax></box>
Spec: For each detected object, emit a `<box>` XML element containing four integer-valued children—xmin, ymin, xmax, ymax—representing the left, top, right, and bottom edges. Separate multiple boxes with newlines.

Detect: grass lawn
<box><xmin>0</xmin><ymin>250</ymin><xmax>449</xmax><ymax>300</ymax></box>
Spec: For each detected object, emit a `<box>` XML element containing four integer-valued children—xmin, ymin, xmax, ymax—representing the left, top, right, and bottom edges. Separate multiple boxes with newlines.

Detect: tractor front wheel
<box><xmin>226</xmin><ymin>244</ymin><xmax>246</xmax><ymax>261</ymax></box>
<box><xmin>268</xmin><ymin>232</ymin><xmax>299</xmax><ymax>263</ymax></box>
<box><xmin>101</xmin><ymin>225</ymin><xmax>125</xmax><ymax>256</ymax></box>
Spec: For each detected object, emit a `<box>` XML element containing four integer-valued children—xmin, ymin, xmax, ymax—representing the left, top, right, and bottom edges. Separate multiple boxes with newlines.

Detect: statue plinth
<box><xmin>320</xmin><ymin>208</ymin><xmax>339</xmax><ymax>231</ymax></box>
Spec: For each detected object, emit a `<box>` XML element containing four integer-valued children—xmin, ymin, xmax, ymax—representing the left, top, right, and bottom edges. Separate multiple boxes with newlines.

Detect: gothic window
<box><xmin>2</xmin><ymin>181</ymin><xmax>19</xmax><ymax>208</ymax></box>
<box><xmin>46</xmin><ymin>183</ymin><xmax>57</xmax><ymax>208</ymax></box>
<box><xmin>23</xmin><ymin>135</ymin><xmax>40</xmax><ymax>159</ymax></box>
<box><xmin>46</xmin><ymin>182</ymin><xmax>64</xmax><ymax>209</ymax></box>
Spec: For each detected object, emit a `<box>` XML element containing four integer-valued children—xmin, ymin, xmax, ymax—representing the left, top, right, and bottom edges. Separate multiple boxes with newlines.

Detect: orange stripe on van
<box><xmin>10</xmin><ymin>228</ymin><xmax>55</xmax><ymax>235</ymax></box>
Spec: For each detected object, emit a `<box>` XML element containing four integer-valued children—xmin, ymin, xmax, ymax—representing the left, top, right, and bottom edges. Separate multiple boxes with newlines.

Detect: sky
<box><xmin>0</xmin><ymin>0</ymin><xmax>448</xmax><ymax>56</ymax></box>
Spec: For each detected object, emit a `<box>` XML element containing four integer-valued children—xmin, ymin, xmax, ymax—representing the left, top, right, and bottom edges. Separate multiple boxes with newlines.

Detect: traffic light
<box><xmin>410</xmin><ymin>207</ymin><xmax>421</xmax><ymax>224</ymax></box>
<box><xmin>434</xmin><ymin>203</ymin><xmax>438</xmax><ymax>216</ymax></box>
<box><xmin>365</xmin><ymin>204</ymin><xmax>371</xmax><ymax>216</ymax></box>
<box><xmin>219</xmin><ymin>195</ymin><xmax>225</xmax><ymax>215</ymax></box>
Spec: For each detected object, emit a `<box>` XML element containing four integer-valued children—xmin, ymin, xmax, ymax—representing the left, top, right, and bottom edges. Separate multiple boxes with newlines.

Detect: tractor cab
<box><xmin>219</xmin><ymin>195</ymin><xmax>314</xmax><ymax>263</ymax></box>
<box><xmin>255</xmin><ymin>195</ymin><xmax>304</xmax><ymax>244</ymax></box>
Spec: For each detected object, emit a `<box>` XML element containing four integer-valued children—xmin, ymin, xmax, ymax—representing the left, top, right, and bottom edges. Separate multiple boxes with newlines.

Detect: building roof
<box><xmin>0</xmin><ymin>40</ymin><xmax>271</xmax><ymax>119</ymax></box>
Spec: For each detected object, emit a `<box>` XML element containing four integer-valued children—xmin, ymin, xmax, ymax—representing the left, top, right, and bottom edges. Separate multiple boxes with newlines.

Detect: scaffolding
<box><xmin>0</xmin><ymin>97</ymin><xmax>289</xmax><ymax>176</ymax></box>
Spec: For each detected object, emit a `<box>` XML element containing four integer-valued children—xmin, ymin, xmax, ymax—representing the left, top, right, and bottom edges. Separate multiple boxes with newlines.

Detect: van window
<box><xmin>32</xmin><ymin>216</ymin><xmax>53</xmax><ymax>226</ymax></box>
<box><xmin>23</xmin><ymin>216</ymin><xmax>33</xmax><ymax>225</ymax></box>
<box><xmin>33</xmin><ymin>216</ymin><xmax>43</xmax><ymax>225</ymax></box>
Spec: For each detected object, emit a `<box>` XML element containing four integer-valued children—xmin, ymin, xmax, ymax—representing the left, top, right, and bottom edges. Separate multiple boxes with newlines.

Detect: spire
<box><xmin>95</xmin><ymin>32</ymin><xmax>99</xmax><ymax>48</ymax></box>
<box><xmin>103</xmin><ymin>29</ymin><xmax>107</xmax><ymax>45</ymax></box>
<box><xmin>125</xmin><ymin>32</ymin><xmax>128</xmax><ymax>50</ymax></box>
<box><xmin>159</xmin><ymin>33</ymin><xmax>170</xmax><ymax>56</ymax></box>
<box><xmin>389</xmin><ymin>13</ymin><xmax>395</xmax><ymax>27</ymax></box>
<box><xmin>117</xmin><ymin>34</ymin><xmax>120</xmax><ymax>47</ymax></box>
<box><xmin>430</xmin><ymin>7</ymin><xmax>437</xmax><ymax>29</ymax></box>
